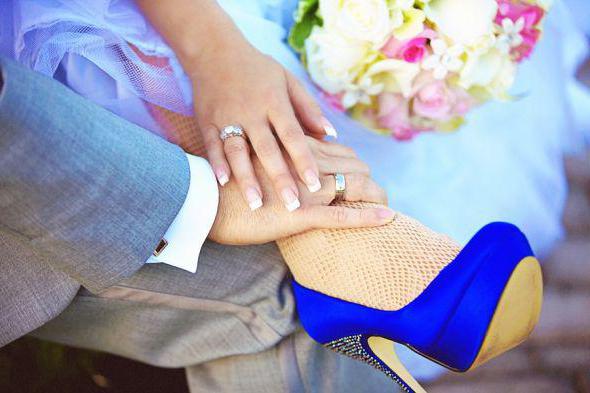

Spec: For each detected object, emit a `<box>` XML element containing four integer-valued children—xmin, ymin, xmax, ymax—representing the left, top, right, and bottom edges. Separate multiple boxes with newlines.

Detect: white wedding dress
<box><xmin>1</xmin><ymin>0</ymin><xmax>588</xmax><ymax>381</ymax></box>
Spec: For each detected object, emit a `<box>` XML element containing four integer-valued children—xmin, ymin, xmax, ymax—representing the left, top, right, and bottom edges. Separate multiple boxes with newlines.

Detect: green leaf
<box><xmin>293</xmin><ymin>0</ymin><xmax>320</xmax><ymax>22</ymax></box>
<box><xmin>288</xmin><ymin>1</ymin><xmax>321</xmax><ymax>53</ymax></box>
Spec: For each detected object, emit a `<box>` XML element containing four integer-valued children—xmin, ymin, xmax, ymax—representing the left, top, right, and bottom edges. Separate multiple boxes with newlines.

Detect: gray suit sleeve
<box><xmin>0</xmin><ymin>57</ymin><xmax>191</xmax><ymax>293</ymax></box>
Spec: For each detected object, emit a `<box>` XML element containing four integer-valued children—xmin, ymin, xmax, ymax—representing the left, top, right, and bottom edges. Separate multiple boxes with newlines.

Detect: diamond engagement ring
<box><xmin>334</xmin><ymin>173</ymin><xmax>346</xmax><ymax>202</ymax></box>
<box><xmin>220</xmin><ymin>125</ymin><xmax>246</xmax><ymax>141</ymax></box>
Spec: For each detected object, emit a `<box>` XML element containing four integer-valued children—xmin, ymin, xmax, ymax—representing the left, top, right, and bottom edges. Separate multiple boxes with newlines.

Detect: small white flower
<box><xmin>422</xmin><ymin>39</ymin><xmax>464</xmax><ymax>80</ymax></box>
<box><xmin>495</xmin><ymin>17</ymin><xmax>525</xmax><ymax>54</ymax></box>
<box><xmin>342</xmin><ymin>77</ymin><xmax>384</xmax><ymax>108</ymax></box>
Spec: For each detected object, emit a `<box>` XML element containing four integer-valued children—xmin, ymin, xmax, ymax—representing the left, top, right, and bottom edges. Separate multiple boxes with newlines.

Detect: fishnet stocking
<box><xmin>149</xmin><ymin>105</ymin><xmax>461</xmax><ymax>311</ymax></box>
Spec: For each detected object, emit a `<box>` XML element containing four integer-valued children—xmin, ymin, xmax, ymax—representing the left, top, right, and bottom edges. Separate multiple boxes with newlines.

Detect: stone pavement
<box><xmin>425</xmin><ymin>153</ymin><xmax>590</xmax><ymax>393</ymax></box>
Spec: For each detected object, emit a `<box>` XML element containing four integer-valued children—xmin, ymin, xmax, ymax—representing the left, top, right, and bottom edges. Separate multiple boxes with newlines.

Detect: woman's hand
<box><xmin>209</xmin><ymin>137</ymin><xmax>392</xmax><ymax>245</ymax></box>
<box><xmin>190</xmin><ymin>43</ymin><xmax>335</xmax><ymax>212</ymax></box>
<box><xmin>136</xmin><ymin>0</ymin><xmax>336</xmax><ymax>212</ymax></box>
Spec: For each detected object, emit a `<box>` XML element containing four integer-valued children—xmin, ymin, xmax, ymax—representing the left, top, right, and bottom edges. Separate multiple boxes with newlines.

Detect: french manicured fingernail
<box><xmin>321</xmin><ymin>117</ymin><xmax>338</xmax><ymax>138</ymax></box>
<box><xmin>216</xmin><ymin>170</ymin><xmax>229</xmax><ymax>186</ymax></box>
<box><xmin>304</xmin><ymin>169</ymin><xmax>321</xmax><ymax>193</ymax></box>
<box><xmin>282</xmin><ymin>188</ymin><xmax>301</xmax><ymax>212</ymax></box>
<box><xmin>377</xmin><ymin>208</ymin><xmax>395</xmax><ymax>222</ymax></box>
<box><xmin>246</xmin><ymin>188</ymin><xmax>263</xmax><ymax>211</ymax></box>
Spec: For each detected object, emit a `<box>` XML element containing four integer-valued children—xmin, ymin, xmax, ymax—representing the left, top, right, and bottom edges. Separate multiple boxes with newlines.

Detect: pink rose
<box><xmin>496</xmin><ymin>0</ymin><xmax>544</xmax><ymax>29</ymax></box>
<box><xmin>381</xmin><ymin>29</ymin><xmax>436</xmax><ymax>63</ymax></box>
<box><xmin>377</xmin><ymin>93</ymin><xmax>419</xmax><ymax>140</ymax></box>
<box><xmin>382</xmin><ymin>37</ymin><xmax>427</xmax><ymax>63</ymax></box>
<box><xmin>450</xmin><ymin>87</ymin><xmax>474</xmax><ymax>117</ymax></box>
<box><xmin>495</xmin><ymin>1</ymin><xmax>544</xmax><ymax>62</ymax></box>
<box><xmin>412</xmin><ymin>80</ymin><xmax>454</xmax><ymax>120</ymax></box>
<box><xmin>320</xmin><ymin>90</ymin><xmax>346</xmax><ymax>112</ymax></box>
<box><xmin>411</xmin><ymin>73</ymin><xmax>474</xmax><ymax>120</ymax></box>
<box><xmin>391</xmin><ymin>125</ymin><xmax>419</xmax><ymax>141</ymax></box>
<box><xmin>514</xmin><ymin>28</ymin><xmax>541</xmax><ymax>61</ymax></box>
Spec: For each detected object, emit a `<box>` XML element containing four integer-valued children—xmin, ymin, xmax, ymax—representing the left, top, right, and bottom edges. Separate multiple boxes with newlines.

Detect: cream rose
<box><xmin>459</xmin><ymin>48</ymin><xmax>516</xmax><ymax>97</ymax></box>
<box><xmin>320</xmin><ymin>0</ymin><xmax>392</xmax><ymax>47</ymax></box>
<box><xmin>389</xmin><ymin>0</ymin><xmax>426</xmax><ymax>40</ymax></box>
<box><xmin>425</xmin><ymin>0</ymin><xmax>498</xmax><ymax>45</ymax></box>
<box><xmin>305</xmin><ymin>26</ymin><xmax>370</xmax><ymax>94</ymax></box>
<box><xmin>363</xmin><ymin>59</ymin><xmax>421</xmax><ymax>98</ymax></box>
<box><xmin>338</xmin><ymin>58</ymin><xmax>420</xmax><ymax>108</ymax></box>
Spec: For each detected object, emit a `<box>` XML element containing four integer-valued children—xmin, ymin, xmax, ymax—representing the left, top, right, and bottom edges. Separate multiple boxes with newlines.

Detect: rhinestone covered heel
<box><xmin>326</xmin><ymin>335</ymin><xmax>426</xmax><ymax>392</ymax></box>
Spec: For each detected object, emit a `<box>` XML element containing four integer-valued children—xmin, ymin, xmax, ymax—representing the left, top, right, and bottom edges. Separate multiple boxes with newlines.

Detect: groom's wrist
<box><xmin>146</xmin><ymin>154</ymin><xmax>219</xmax><ymax>273</ymax></box>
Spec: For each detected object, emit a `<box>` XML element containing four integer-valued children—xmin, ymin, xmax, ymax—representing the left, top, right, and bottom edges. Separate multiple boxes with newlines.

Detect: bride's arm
<box><xmin>136</xmin><ymin>0</ymin><xmax>335</xmax><ymax>212</ymax></box>
<box><xmin>135</xmin><ymin>0</ymin><xmax>240</xmax><ymax>71</ymax></box>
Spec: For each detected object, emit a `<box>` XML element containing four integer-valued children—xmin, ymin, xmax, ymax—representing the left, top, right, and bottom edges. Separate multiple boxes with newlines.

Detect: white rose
<box><xmin>390</xmin><ymin>0</ymin><xmax>426</xmax><ymax>40</ymax></box>
<box><xmin>305</xmin><ymin>26</ymin><xmax>370</xmax><ymax>94</ymax></box>
<box><xmin>340</xmin><ymin>59</ymin><xmax>420</xmax><ymax>108</ymax></box>
<box><xmin>364</xmin><ymin>59</ymin><xmax>421</xmax><ymax>97</ymax></box>
<box><xmin>320</xmin><ymin>0</ymin><xmax>392</xmax><ymax>47</ymax></box>
<box><xmin>425</xmin><ymin>0</ymin><xmax>498</xmax><ymax>45</ymax></box>
<box><xmin>459</xmin><ymin>49</ymin><xmax>516</xmax><ymax>97</ymax></box>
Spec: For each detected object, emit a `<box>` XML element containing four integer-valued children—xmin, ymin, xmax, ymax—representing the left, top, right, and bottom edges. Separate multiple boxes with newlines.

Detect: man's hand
<box><xmin>209</xmin><ymin>138</ymin><xmax>394</xmax><ymax>245</ymax></box>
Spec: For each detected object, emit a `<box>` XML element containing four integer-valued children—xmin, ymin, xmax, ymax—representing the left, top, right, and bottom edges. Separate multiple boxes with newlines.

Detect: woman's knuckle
<box><xmin>209</xmin><ymin>106</ymin><xmax>227</xmax><ymax>122</ymax></box>
<box><xmin>256</xmin><ymin>139</ymin><xmax>278</xmax><ymax>158</ymax></box>
<box><xmin>291</xmin><ymin>148</ymin><xmax>313</xmax><ymax>166</ymax></box>
<box><xmin>316</xmin><ymin>145</ymin><xmax>331</xmax><ymax>161</ymax></box>
<box><xmin>263</xmin><ymin>88</ymin><xmax>280</xmax><ymax>103</ymax></box>
<box><xmin>199</xmin><ymin>121</ymin><xmax>216</xmax><ymax>134</ymax></box>
<box><xmin>224</xmin><ymin>141</ymin><xmax>247</xmax><ymax>156</ymax></box>
<box><xmin>271</xmin><ymin>171</ymin><xmax>293</xmax><ymax>187</ymax></box>
<box><xmin>281</xmin><ymin>126</ymin><xmax>303</xmax><ymax>144</ymax></box>
<box><xmin>203</xmin><ymin>131</ymin><xmax>221</xmax><ymax>147</ymax></box>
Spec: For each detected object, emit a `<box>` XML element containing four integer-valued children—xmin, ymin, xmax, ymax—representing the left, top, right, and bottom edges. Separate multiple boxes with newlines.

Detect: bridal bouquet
<box><xmin>289</xmin><ymin>0</ymin><xmax>550</xmax><ymax>140</ymax></box>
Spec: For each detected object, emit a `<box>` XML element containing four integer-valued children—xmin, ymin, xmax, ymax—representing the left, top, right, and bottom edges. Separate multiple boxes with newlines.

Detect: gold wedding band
<box><xmin>334</xmin><ymin>173</ymin><xmax>346</xmax><ymax>202</ymax></box>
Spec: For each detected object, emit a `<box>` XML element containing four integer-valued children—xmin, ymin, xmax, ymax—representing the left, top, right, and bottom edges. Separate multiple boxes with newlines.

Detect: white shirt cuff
<box><xmin>146</xmin><ymin>154</ymin><xmax>219</xmax><ymax>273</ymax></box>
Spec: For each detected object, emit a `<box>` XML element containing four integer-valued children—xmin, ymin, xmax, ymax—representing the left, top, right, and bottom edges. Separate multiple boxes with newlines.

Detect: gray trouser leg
<box><xmin>185</xmin><ymin>328</ymin><xmax>393</xmax><ymax>393</ymax></box>
<box><xmin>32</xmin><ymin>241</ymin><xmax>397</xmax><ymax>392</ymax></box>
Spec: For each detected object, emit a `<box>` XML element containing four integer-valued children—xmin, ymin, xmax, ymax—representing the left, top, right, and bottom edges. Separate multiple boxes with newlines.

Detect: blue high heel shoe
<box><xmin>291</xmin><ymin>222</ymin><xmax>543</xmax><ymax>392</ymax></box>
